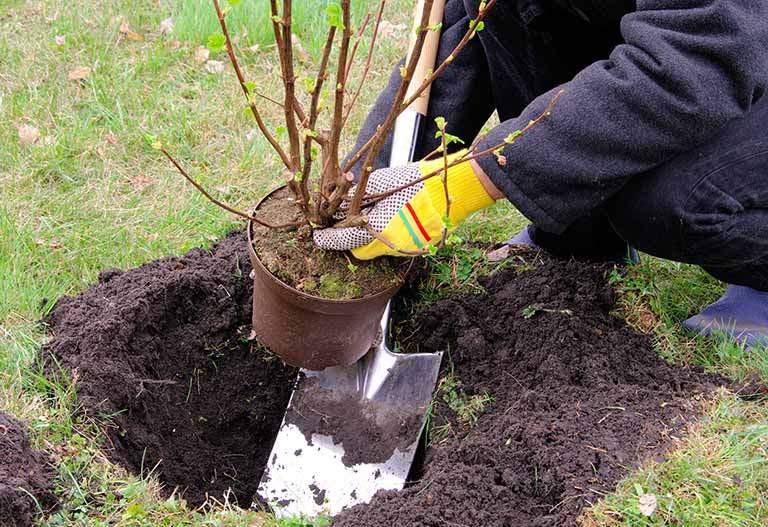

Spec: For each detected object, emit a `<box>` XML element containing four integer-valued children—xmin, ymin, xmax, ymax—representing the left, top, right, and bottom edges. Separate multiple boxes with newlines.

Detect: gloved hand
<box><xmin>314</xmin><ymin>150</ymin><xmax>496</xmax><ymax>260</ymax></box>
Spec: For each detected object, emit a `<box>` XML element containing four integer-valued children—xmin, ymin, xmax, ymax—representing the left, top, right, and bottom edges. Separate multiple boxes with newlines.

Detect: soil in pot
<box><xmin>42</xmin><ymin>231</ymin><xmax>297</xmax><ymax>507</ymax></box>
<box><xmin>251</xmin><ymin>187</ymin><xmax>407</xmax><ymax>300</ymax></box>
<box><xmin>333</xmin><ymin>255</ymin><xmax>726</xmax><ymax>527</ymax></box>
<box><xmin>0</xmin><ymin>412</ymin><xmax>57</xmax><ymax>527</ymax></box>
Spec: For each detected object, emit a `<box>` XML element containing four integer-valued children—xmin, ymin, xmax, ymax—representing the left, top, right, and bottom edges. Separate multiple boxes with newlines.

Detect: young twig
<box><xmin>364</xmin><ymin>225</ymin><xmax>427</xmax><ymax>256</ymax></box>
<box><xmin>360</xmin><ymin>89</ymin><xmax>565</xmax><ymax>205</ymax></box>
<box><xmin>344</xmin><ymin>12</ymin><xmax>373</xmax><ymax>81</ymax></box>
<box><xmin>212</xmin><ymin>0</ymin><xmax>291</xmax><ymax>170</ymax></box>
<box><xmin>161</xmin><ymin>148</ymin><xmax>301</xmax><ymax>230</ymax></box>
<box><xmin>343</xmin><ymin>0</ymin><xmax>436</xmax><ymax>217</ymax></box>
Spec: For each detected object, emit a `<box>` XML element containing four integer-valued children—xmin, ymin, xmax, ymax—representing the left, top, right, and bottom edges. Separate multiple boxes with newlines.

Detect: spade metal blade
<box><xmin>255</xmin><ymin>303</ymin><xmax>442</xmax><ymax>518</ymax></box>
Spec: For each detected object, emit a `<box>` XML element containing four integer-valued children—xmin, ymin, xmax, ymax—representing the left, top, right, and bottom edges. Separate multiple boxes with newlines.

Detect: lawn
<box><xmin>0</xmin><ymin>0</ymin><xmax>765</xmax><ymax>526</ymax></box>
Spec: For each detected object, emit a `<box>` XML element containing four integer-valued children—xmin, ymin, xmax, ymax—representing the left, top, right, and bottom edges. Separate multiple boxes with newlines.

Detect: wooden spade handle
<box><xmin>404</xmin><ymin>0</ymin><xmax>446</xmax><ymax>116</ymax></box>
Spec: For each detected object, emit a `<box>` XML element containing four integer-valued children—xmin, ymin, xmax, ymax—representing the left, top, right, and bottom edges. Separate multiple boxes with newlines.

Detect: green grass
<box><xmin>582</xmin><ymin>391</ymin><xmax>768</xmax><ymax>526</ymax></box>
<box><xmin>611</xmin><ymin>257</ymin><xmax>768</xmax><ymax>385</ymax></box>
<box><xmin>172</xmin><ymin>0</ymin><xmax>372</xmax><ymax>54</ymax></box>
<box><xmin>0</xmin><ymin>0</ymin><xmax>766</xmax><ymax>525</ymax></box>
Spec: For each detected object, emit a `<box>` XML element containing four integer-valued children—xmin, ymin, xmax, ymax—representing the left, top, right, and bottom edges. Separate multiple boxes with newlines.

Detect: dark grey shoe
<box><xmin>684</xmin><ymin>285</ymin><xmax>768</xmax><ymax>350</ymax></box>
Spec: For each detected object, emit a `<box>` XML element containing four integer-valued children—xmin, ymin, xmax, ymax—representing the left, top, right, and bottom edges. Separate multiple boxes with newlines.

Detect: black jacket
<box><xmin>348</xmin><ymin>0</ymin><xmax>768</xmax><ymax>234</ymax></box>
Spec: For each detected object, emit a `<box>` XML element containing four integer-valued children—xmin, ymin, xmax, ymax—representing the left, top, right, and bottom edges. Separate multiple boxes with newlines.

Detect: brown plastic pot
<box><xmin>246</xmin><ymin>187</ymin><xmax>410</xmax><ymax>371</ymax></box>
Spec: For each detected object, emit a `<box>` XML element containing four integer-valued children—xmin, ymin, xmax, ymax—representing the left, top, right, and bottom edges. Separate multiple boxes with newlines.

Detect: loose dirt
<box><xmin>251</xmin><ymin>187</ymin><xmax>407</xmax><ymax>299</ymax></box>
<box><xmin>0</xmin><ymin>413</ymin><xmax>57</xmax><ymax>527</ymax></box>
<box><xmin>333</xmin><ymin>256</ymin><xmax>724</xmax><ymax>527</ymax></box>
<box><xmin>41</xmin><ymin>232</ymin><xmax>725</xmax><ymax>521</ymax></box>
<box><xmin>42</xmin><ymin>231</ymin><xmax>296</xmax><ymax>507</ymax></box>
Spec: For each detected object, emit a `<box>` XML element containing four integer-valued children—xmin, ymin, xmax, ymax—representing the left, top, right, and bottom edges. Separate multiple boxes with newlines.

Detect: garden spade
<box><xmin>255</xmin><ymin>0</ymin><xmax>446</xmax><ymax>518</ymax></box>
<box><xmin>255</xmin><ymin>304</ymin><xmax>442</xmax><ymax>518</ymax></box>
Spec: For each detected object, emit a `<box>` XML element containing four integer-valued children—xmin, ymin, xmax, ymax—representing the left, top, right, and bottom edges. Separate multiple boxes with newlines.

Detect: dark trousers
<box><xmin>351</xmin><ymin>0</ymin><xmax>768</xmax><ymax>290</ymax></box>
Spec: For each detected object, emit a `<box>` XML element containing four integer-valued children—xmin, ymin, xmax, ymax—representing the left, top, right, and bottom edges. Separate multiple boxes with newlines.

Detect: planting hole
<box><xmin>43</xmin><ymin>232</ymin><xmax>296</xmax><ymax>507</ymax></box>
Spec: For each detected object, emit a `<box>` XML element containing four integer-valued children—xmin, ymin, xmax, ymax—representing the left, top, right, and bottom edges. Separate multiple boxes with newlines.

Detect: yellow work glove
<box><xmin>313</xmin><ymin>150</ymin><xmax>495</xmax><ymax>259</ymax></box>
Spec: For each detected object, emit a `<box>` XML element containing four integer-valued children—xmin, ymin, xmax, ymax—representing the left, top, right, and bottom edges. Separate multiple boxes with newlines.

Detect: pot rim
<box><xmin>247</xmin><ymin>185</ymin><xmax>414</xmax><ymax>305</ymax></box>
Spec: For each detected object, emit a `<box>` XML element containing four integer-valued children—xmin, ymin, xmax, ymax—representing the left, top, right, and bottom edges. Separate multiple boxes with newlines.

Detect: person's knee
<box><xmin>609</xmin><ymin>150</ymin><xmax>768</xmax><ymax>271</ymax></box>
<box><xmin>606</xmin><ymin>174</ymin><xmax>689</xmax><ymax>260</ymax></box>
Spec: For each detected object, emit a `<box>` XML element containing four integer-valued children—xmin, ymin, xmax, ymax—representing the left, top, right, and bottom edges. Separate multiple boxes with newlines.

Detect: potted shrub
<box><xmin>159</xmin><ymin>0</ymin><xmax>556</xmax><ymax>369</ymax></box>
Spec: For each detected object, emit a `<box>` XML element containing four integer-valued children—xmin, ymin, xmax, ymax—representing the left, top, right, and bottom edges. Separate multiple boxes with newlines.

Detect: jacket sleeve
<box><xmin>345</xmin><ymin>0</ymin><xmax>495</xmax><ymax>176</ymax></box>
<box><xmin>476</xmin><ymin>0</ymin><xmax>768</xmax><ymax>234</ymax></box>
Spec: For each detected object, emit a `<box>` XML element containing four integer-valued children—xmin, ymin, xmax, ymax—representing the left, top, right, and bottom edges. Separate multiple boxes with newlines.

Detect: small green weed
<box><xmin>439</xmin><ymin>373</ymin><xmax>494</xmax><ymax>428</ymax></box>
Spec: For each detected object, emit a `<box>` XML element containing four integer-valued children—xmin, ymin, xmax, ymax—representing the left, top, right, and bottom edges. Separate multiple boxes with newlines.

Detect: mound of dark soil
<box><xmin>42</xmin><ymin>231</ymin><xmax>296</xmax><ymax>507</ymax></box>
<box><xmin>334</xmin><ymin>256</ymin><xmax>723</xmax><ymax>527</ymax></box>
<box><xmin>0</xmin><ymin>413</ymin><xmax>57</xmax><ymax>527</ymax></box>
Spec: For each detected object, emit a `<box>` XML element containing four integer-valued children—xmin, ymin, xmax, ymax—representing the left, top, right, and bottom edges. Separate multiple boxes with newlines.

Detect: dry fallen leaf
<box><xmin>54</xmin><ymin>35</ymin><xmax>65</xmax><ymax>46</ymax></box>
<box><xmin>119</xmin><ymin>20</ymin><xmax>143</xmax><ymax>41</ymax></box>
<box><xmin>68</xmin><ymin>66</ymin><xmax>91</xmax><ymax>81</ymax></box>
<box><xmin>638</xmin><ymin>493</ymin><xmax>658</xmax><ymax>517</ymax></box>
<box><xmin>204</xmin><ymin>60</ymin><xmax>225</xmax><ymax>74</ymax></box>
<box><xmin>105</xmin><ymin>131</ymin><xmax>118</xmax><ymax>145</ymax></box>
<box><xmin>35</xmin><ymin>238</ymin><xmax>62</xmax><ymax>249</ymax></box>
<box><xmin>486</xmin><ymin>245</ymin><xmax>511</xmax><ymax>262</ymax></box>
<box><xmin>129</xmin><ymin>173</ymin><xmax>152</xmax><ymax>191</ymax></box>
<box><xmin>159</xmin><ymin>17</ymin><xmax>174</xmax><ymax>35</ymax></box>
<box><xmin>249</xmin><ymin>512</ymin><xmax>269</xmax><ymax>527</ymax></box>
<box><xmin>194</xmin><ymin>46</ymin><xmax>210</xmax><ymax>63</ymax></box>
<box><xmin>17</xmin><ymin>124</ymin><xmax>41</xmax><ymax>145</ymax></box>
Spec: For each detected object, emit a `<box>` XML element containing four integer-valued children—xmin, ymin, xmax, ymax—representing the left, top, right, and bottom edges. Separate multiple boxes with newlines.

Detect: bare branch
<box><xmin>280</xmin><ymin>0</ymin><xmax>302</xmax><ymax>171</ymax></box>
<box><xmin>341</xmin><ymin>0</ymin><xmax>387</xmax><ymax>130</ymax></box>
<box><xmin>324</xmin><ymin>0</ymin><xmax>353</xmax><ymax>196</ymax></box>
<box><xmin>360</xmin><ymin>89</ymin><xmax>565</xmax><ymax>204</ymax></box>
<box><xmin>399</xmin><ymin>0</ymin><xmax>498</xmax><ymax>113</ymax></box>
<box><xmin>345</xmin><ymin>0</ymin><xmax>436</xmax><ymax>216</ymax></box>
<box><xmin>162</xmin><ymin>149</ymin><xmax>301</xmax><ymax>230</ymax></box>
<box><xmin>212</xmin><ymin>0</ymin><xmax>292</xmax><ymax>170</ymax></box>
<box><xmin>301</xmin><ymin>25</ymin><xmax>337</xmax><ymax>220</ymax></box>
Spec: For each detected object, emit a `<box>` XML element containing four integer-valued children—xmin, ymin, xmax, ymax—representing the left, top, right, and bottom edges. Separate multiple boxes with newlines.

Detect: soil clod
<box><xmin>333</xmin><ymin>257</ymin><xmax>724</xmax><ymax>527</ymax></box>
<box><xmin>0</xmin><ymin>413</ymin><xmax>57</xmax><ymax>527</ymax></box>
<box><xmin>42</xmin><ymin>231</ymin><xmax>296</xmax><ymax>507</ymax></box>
